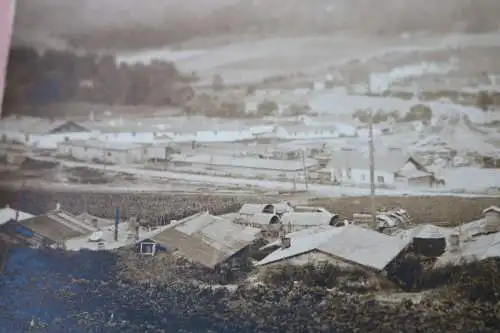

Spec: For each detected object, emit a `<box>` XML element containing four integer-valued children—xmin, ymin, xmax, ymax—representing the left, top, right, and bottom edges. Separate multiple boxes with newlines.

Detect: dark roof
<box><xmin>407</xmin><ymin>156</ymin><xmax>431</xmax><ymax>174</ymax></box>
<box><xmin>18</xmin><ymin>210</ymin><xmax>96</xmax><ymax>242</ymax></box>
<box><xmin>48</xmin><ymin>121</ymin><xmax>90</xmax><ymax>134</ymax></box>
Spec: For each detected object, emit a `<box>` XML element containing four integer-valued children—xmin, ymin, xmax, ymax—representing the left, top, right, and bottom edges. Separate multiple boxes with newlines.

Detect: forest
<box><xmin>3</xmin><ymin>47</ymin><xmax>194</xmax><ymax>116</ymax></box>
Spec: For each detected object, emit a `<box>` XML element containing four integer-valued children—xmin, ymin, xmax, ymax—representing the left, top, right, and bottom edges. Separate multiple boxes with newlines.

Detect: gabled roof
<box><xmin>483</xmin><ymin>206</ymin><xmax>500</xmax><ymax>215</ymax></box>
<box><xmin>281</xmin><ymin>212</ymin><xmax>338</xmax><ymax>227</ymax></box>
<box><xmin>16</xmin><ymin>210</ymin><xmax>97</xmax><ymax>242</ymax></box>
<box><xmin>257</xmin><ymin>225</ymin><xmax>408</xmax><ymax>271</ymax></box>
<box><xmin>152</xmin><ymin>212</ymin><xmax>261</xmax><ymax>269</ymax></box>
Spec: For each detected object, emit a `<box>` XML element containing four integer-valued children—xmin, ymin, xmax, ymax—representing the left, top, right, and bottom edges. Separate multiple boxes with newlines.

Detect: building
<box><xmin>57</xmin><ymin>139</ymin><xmax>147</xmax><ymax>164</ymax></box>
<box><xmin>169</xmin><ymin>153</ymin><xmax>318</xmax><ymax>179</ymax></box>
<box><xmin>256</xmin><ymin>225</ymin><xmax>409</xmax><ymax>272</ymax></box>
<box><xmin>396</xmin><ymin>224</ymin><xmax>455</xmax><ymax>258</ymax></box>
<box><xmin>0</xmin><ymin>208</ymin><xmax>96</xmax><ymax>248</ymax></box>
<box><xmin>316</xmin><ymin>151</ymin><xmax>406</xmax><ymax>187</ymax></box>
<box><xmin>151</xmin><ymin>212</ymin><xmax>262</xmax><ymax>269</ymax></box>
<box><xmin>395</xmin><ymin>156</ymin><xmax>437</xmax><ymax>187</ymax></box>
<box><xmin>0</xmin><ymin>117</ymin><xmax>93</xmax><ymax>149</ymax></box>
<box><xmin>482</xmin><ymin>206</ymin><xmax>500</xmax><ymax>234</ymax></box>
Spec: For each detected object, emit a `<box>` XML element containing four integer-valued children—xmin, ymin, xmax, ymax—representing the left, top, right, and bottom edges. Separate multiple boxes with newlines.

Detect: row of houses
<box><xmin>0</xmin><ymin>116</ymin><xmax>358</xmax><ymax>150</ymax></box>
<box><xmin>1</xmin><ymin>201</ymin><xmax>499</xmax><ymax>277</ymax></box>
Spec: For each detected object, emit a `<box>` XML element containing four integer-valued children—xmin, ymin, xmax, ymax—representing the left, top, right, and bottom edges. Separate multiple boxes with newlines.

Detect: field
<box><xmin>310</xmin><ymin>196</ymin><xmax>499</xmax><ymax>226</ymax></box>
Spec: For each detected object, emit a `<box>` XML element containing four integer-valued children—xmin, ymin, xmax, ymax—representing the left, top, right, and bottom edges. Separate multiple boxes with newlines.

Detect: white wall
<box><xmin>324</xmin><ymin>168</ymin><xmax>395</xmax><ymax>186</ymax></box>
<box><xmin>57</xmin><ymin>144</ymin><xmax>145</xmax><ymax>164</ymax></box>
<box><xmin>0</xmin><ymin>131</ymin><xmax>94</xmax><ymax>149</ymax></box>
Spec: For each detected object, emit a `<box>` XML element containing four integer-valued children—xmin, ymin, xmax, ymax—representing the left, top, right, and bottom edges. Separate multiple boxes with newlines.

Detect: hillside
<box><xmin>14</xmin><ymin>0</ymin><xmax>500</xmax><ymax>51</ymax></box>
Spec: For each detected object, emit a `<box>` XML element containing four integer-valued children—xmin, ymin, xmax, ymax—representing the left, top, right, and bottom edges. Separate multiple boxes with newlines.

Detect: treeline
<box><xmin>65</xmin><ymin>0</ymin><xmax>500</xmax><ymax>50</ymax></box>
<box><xmin>3</xmin><ymin>47</ymin><xmax>194</xmax><ymax>116</ymax></box>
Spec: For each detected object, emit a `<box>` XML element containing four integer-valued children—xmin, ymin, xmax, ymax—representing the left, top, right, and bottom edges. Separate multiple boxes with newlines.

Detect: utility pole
<box><xmin>368</xmin><ymin>109</ymin><xmax>377</xmax><ymax>229</ymax></box>
<box><xmin>302</xmin><ymin>149</ymin><xmax>308</xmax><ymax>191</ymax></box>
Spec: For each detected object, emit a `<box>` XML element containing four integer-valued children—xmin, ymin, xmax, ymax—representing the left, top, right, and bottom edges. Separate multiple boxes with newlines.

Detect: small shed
<box><xmin>411</xmin><ymin>225</ymin><xmax>447</xmax><ymax>258</ymax></box>
<box><xmin>483</xmin><ymin>206</ymin><xmax>500</xmax><ymax>234</ymax></box>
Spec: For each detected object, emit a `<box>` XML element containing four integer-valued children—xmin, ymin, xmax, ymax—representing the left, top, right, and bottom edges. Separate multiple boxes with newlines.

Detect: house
<box><xmin>395</xmin><ymin>156</ymin><xmax>437</xmax><ymax>187</ymax></box>
<box><xmin>317</xmin><ymin>151</ymin><xmax>406</xmax><ymax>187</ymax></box>
<box><xmin>57</xmin><ymin>139</ymin><xmax>147</xmax><ymax>164</ymax></box>
<box><xmin>256</xmin><ymin>225</ymin><xmax>409</xmax><ymax>272</ymax></box>
<box><xmin>151</xmin><ymin>212</ymin><xmax>262</xmax><ymax>269</ymax></box>
<box><xmin>169</xmin><ymin>153</ymin><xmax>318</xmax><ymax>179</ymax></box>
<box><xmin>0</xmin><ymin>208</ymin><xmax>96</xmax><ymax>248</ymax></box>
<box><xmin>0</xmin><ymin>116</ymin><xmax>94</xmax><ymax>149</ymax></box>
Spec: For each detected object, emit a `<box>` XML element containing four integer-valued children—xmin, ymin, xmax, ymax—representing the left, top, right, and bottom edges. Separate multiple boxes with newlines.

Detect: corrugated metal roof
<box><xmin>153</xmin><ymin>212</ymin><xmax>261</xmax><ymax>269</ymax></box>
<box><xmin>260</xmin><ymin>225</ymin><xmax>333</xmax><ymax>250</ymax></box>
<box><xmin>257</xmin><ymin>225</ymin><xmax>408</xmax><ymax>271</ymax></box>
<box><xmin>18</xmin><ymin>210</ymin><xmax>97</xmax><ymax>242</ymax></box>
<box><xmin>281</xmin><ymin>212</ymin><xmax>336</xmax><ymax>226</ymax></box>
<box><xmin>239</xmin><ymin>204</ymin><xmax>269</xmax><ymax>215</ymax></box>
<box><xmin>435</xmin><ymin>232</ymin><xmax>500</xmax><ymax>268</ymax></box>
<box><xmin>234</xmin><ymin>213</ymin><xmax>279</xmax><ymax>226</ymax></box>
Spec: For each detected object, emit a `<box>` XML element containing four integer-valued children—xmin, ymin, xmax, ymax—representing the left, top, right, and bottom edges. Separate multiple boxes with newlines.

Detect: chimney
<box><xmin>281</xmin><ymin>237</ymin><xmax>291</xmax><ymax>249</ymax></box>
<box><xmin>55</xmin><ymin>202</ymin><xmax>61</xmax><ymax>211</ymax></box>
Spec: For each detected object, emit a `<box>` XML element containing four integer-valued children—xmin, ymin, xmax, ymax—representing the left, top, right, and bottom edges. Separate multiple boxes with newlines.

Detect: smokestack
<box><xmin>114</xmin><ymin>207</ymin><xmax>120</xmax><ymax>241</ymax></box>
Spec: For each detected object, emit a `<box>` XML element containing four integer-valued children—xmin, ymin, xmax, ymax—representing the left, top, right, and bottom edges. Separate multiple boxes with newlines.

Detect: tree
<box><xmin>257</xmin><ymin>100</ymin><xmax>279</xmax><ymax>116</ymax></box>
<box><xmin>476</xmin><ymin>90</ymin><xmax>494</xmax><ymax>112</ymax></box>
<box><xmin>404</xmin><ymin>104</ymin><xmax>433</xmax><ymax>123</ymax></box>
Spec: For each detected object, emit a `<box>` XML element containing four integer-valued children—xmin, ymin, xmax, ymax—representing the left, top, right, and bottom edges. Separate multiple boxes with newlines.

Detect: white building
<box><xmin>316</xmin><ymin>151</ymin><xmax>407</xmax><ymax>187</ymax></box>
<box><xmin>170</xmin><ymin>153</ymin><xmax>318</xmax><ymax>179</ymax></box>
<box><xmin>0</xmin><ymin>117</ymin><xmax>95</xmax><ymax>149</ymax></box>
<box><xmin>57</xmin><ymin>139</ymin><xmax>146</xmax><ymax>165</ymax></box>
<box><xmin>256</xmin><ymin>225</ymin><xmax>409</xmax><ymax>272</ymax></box>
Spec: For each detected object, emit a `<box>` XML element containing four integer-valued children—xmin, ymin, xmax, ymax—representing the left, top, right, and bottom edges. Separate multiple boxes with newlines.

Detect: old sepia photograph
<box><xmin>0</xmin><ymin>0</ymin><xmax>500</xmax><ymax>331</ymax></box>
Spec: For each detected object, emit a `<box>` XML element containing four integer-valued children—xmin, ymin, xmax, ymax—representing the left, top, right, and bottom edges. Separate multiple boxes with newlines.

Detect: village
<box><xmin>0</xmin><ymin>104</ymin><xmax>499</xmax><ymax>193</ymax></box>
<box><xmin>1</xmin><ymin>193</ymin><xmax>499</xmax><ymax>287</ymax></box>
